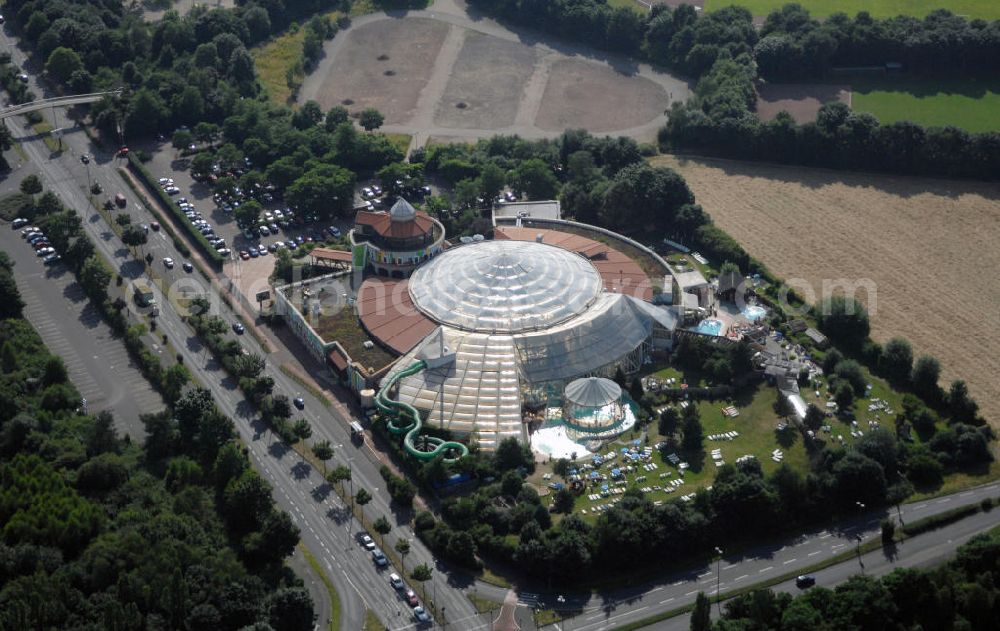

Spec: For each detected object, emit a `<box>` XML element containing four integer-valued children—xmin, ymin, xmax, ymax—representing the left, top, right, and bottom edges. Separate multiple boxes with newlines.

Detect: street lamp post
<box><xmin>714</xmin><ymin>546</ymin><xmax>723</xmax><ymax>616</ymax></box>
<box><xmin>855</xmin><ymin>534</ymin><xmax>864</xmax><ymax>574</ymax></box>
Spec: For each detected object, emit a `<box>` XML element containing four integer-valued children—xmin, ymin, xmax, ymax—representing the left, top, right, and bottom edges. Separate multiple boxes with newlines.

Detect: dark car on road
<box><xmin>293</xmin><ymin>397</ymin><xmax>305</xmax><ymax>410</ymax></box>
<box><xmin>796</xmin><ymin>575</ymin><xmax>816</xmax><ymax>589</ymax></box>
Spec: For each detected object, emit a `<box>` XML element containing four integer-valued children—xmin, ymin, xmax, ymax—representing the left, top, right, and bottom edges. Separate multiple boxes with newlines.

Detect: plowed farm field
<box><xmin>653</xmin><ymin>155</ymin><xmax>1000</xmax><ymax>426</ymax></box>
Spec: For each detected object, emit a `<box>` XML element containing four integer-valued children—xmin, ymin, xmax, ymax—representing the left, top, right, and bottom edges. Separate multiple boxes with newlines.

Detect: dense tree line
<box><xmin>758</xmin><ymin>4</ymin><xmax>1000</xmax><ymax>81</ymax></box>
<box><xmin>467</xmin><ymin>0</ymin><xmax>756</xmax><ymax>77</ymax></box>
<box><xmin>661</xmin><ymin>54</ymin><xmax>1000</xmax><ymax>180</ymax></box>
<box><xmin>0</xmin><ymin>260</ymin><xmax>314</xmax><ymax>629</ymax></box>
<box><xmin>704</xmin><ymin>527</ymin><xmax>1000</xmax><ymax>631</ymax></box>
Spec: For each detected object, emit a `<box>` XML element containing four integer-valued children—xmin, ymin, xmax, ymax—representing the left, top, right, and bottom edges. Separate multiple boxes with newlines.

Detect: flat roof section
<box><xmin>496</xmin><ymin>226</ymin><xmax>654</xmax><ymax>301</ymax></box>
<box><xmin>357</xmin><ymin>277</ymin><xmax>437</xmax><ymax>355</ymax></box>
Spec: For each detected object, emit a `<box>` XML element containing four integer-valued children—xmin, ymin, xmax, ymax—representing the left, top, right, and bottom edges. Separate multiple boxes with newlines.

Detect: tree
<box><xmin>234</xmin><ymin>199</ymin><xmax>263</xmax><ymax>230</ymax></box>
<box><xmin>267</xmin><ymin>587</ymin><xmax>315</xmax><ymax>631</ymax></box>
<box><xmin>835</xmin><ymin>359</ymin><xmax>867</xmax><ymax>396</ymax></box>
<box><xmin>325</xmin><ymin>106</ymin><xmax>349</xmax><ymax>131</ymax></box>
<box><xmin>553</xmin><ymin>487</ymin><xmax>575</xmax><ymax>514</ymax></box>
<box><xmin>312</xmin><ymin>440</ymin><xmax>333</xmax><ymax>475</ymax></box>
<box><xmin>947</xmin><ymin>380</ymin><xmax>979</xmax><ymax>424</ymax></box>
<box><xmin>292</xmin><ymin>100</ymin><xmax>324</xmax><ymax>130</ymax></box>
<box><xmin>912</xmin><ymin>355</ymin><xmax>942</xmax><ymax>404</ymax></box>
<box><xmin>20</xmin><ymin>174</ymin><xmax>42</xmax><ymax>196</ymax></box>
<box><xmin>690</xmin><ymin>592</ymin><xmax>711</xmax><ymax>631</ymax></box>
<box><xmin>79</xmin><ymin>256</ymin><xmax>111</xmax><ymax>303</ymax></box>
<box><xmin>881</xmin><ymin>338</ymin><xmax>913</xmax><ymax>386</ymax></box>
<box><xmin>495</xmin><ymin>436</ymin><xmax>534</xmax><ymax>472</ymax></box>
<box><xmin>835</xmin><ymin>382</ymin><xmax>855</xmax><ymax>411</ymax></box>
<box><xmin>286</xmin><ymin>164</ymin><xmax>355</xmax><ymax>219</ymax></box>
<box><xmin>385</xmin><ymin>539</ymin><xmax>409</xmax><ymax>581</ymax></box>
<box><xmin>358</xmin><ymin>108</ymin><xmax>385</xmax><ymax>132</ymax></box>
<box><xmin>804</xmin><ymin>403</ymin><xmax>825</xmax><ymax>431</ymax></box>
<box><xmin>163</xmin><ymin>364</ymin><xmax>190</xmax><ymax>403</ymax></box>
<box><xmin>355</xmin><ymin>488</ymin><xmax>372</xmax><ymax>506</ymax></box>
<box><xmin>86</xmin><ymin>410</ymin><xmax>119</xmax><ymax>457</ymax></box>
<box><xmin>681</xmin><ymin>405</ymin><xmax>703</xmax><ymax>452</ymax></box>
<box><xmin>817</xmin><ymin>296</ymin><xmax>870</xmax><ymax>350</ymax></box>
<box><xmin>45</xmin><ymin>47</ymin><xmax>84</xmax><ymax>83</ymax></box>
<box><xmin>510</xmin><ymin>158</ymin><xmax>559</xmax><ymax>200</ymax></box>
<box><xmin>328</xmin><ymin>465</ymin><xmax>351</xmax><ymax>492</ymax></box>
<box><xmin>0</xmin><ymin>270</ymin><xmax>25</xmax><ymax>319</ymax></box>
<box><xmin>477</xmin><ymin>162</ymin><xmax>506</xmax><ymax>202</ymax></box>
<box><xmin>121</xmin><ymin>225</ymin><xmax>148</xmax><ymax>252</ymax></box>
<box><xmin>172</xmin><ymin>129</ymin><xmax>194</xmax><ymax>151</ymax></box>
<box><xmin>292</xmin><ymin>419</ymin><xmax>312</xmax><ymax>441</ymax></box>
<box><xmin>658</xmin><ymin>406</ymin><xmax>680</xmax><ymax>438</ymax></box>
<box><xmin>373</xmin><ymin>516</ymin><xmax>392</xmax><ymax>544</ymax></box>
<box><xmin>411</xmin><ymin>563</ymin><xmax>433</xmax><ymax>582</ymax></box>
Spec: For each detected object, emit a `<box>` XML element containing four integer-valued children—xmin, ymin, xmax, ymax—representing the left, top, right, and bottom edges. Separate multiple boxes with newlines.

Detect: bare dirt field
<box><xmin>756</xmin><ymin>83</ymin><xmax>851</xmax><ymax>123</ymax></box>
<box><xmin>535</xmin><ymin>58</ymin><xmax>668</xmax><ymax>133</ymax></box>
<box><xmin>311</xmin><ymin>18</ymin><xmax>450</xmax><ymax>125</ymax></box>
<box><xmin>433</xmin><ymin>31</ymin><xmax>537</xmax><ymax>129</ymax></box>
<box><xmin>654</xmin><ymin>154</ymin><xmax>1000</xmax><ymax>426</ymax></box>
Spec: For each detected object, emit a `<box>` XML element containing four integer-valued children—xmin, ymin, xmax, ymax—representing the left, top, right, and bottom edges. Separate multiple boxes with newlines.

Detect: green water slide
<box><xmin>375</xmin><ymin>360</ymin><xmax>468</xmax><ymax>463</ymax></box>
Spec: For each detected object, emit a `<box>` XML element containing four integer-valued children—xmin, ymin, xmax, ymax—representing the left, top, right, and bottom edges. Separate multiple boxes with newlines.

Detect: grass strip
<box><xmin>362</xmin><ymin>609</ymin><xmax>382</xmax><ymax>631</ymax></box>
<box><xmin>301</xmin><ymin>544</ymin><xmax>342</xmax><ymax>631</ymax></box>
<box><xmin>609</xmin><ymin>498</ymin><xmax>998</xmax><ymax>631</ymax></box>
<box><xmin>31</xmin><ymin>121</ymin><xmax>62</xmax><ymax>153</ymax></box>
<box><xmin>280</xmin><ymin>364</ymin><xmax>333</xmax><ymax>408</ymax></box>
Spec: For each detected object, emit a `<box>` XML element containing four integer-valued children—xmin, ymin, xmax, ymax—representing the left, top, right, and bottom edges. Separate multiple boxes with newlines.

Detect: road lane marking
<box><xmin>685</xmin><ymin>590</ymin><xmax>699</xmax><ymax>596</ymax></box>
<box><xmin>735</xmin><ymin>575</ymin><xmax>748</xmax><ymax>582</ymax></box>
<box><xmin>783</xmin><ymin>559</ymin><xmax>797</xmax><ymax>565</ymax></box>
<box><xmin>698</xmin><ymin>571</ymin><xmax>712</xmax><ymax>578</ymax></box>
<box><xmin>759</xmin><ymin>567</ymin><xmax>773</xmax><ymax>573</ymax></box>
<box><xmin>938</xmin><ymin>498</ymin><xmax>952</xmax><ymax>503</ymax></box>
<box><xmin>808</xmin><ymin>551</ymin><xmax>821</xmax><ymax>557</ymax></box>
<box><xmin>819</xmin><ymin>533</ymin><xmax>831</xmax><ymax>539</ymax></box>
<box><xmin>660</xmin><ymin>597</ymin><xmax>674</xmax><ymax>605</ymax></box>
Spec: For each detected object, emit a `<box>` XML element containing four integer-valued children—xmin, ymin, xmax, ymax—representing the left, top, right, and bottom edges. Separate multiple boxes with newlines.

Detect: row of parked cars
<box><xmin>13</xmin><ymin>218</ymin><xmax>60</xmax><ymax>265</ymax></box>
<box><xmin>359</xmin><ymin>535</ymin><xmax>431</xmax><ymax>624</ymax></box>
<box><xmin>160</xmin><ymin>178</ymin><xmax>232</xmax><ymax>258</ymax></box>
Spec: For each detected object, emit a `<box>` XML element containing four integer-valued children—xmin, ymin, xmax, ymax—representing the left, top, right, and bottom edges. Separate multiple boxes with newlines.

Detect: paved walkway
<box><xmin>299</xmin><ymin>0</ymin><xmax>691</xmax><ymax>150</ymax></box>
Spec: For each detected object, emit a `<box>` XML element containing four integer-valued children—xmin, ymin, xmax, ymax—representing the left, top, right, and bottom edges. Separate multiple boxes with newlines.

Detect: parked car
<box><xmin>389</xmin><ymin>573</ymin><xmax>404</xmax><ymax>590</ymax></box>
<box><xmin>327</xmin><ymin>226</ymin><xmax>341</xmax><ymax>237</ymax></box>
<box><xmin>80</xmin><ymin>154</ymin><xmax>89</xmax><ymax>164</ymax></box>
<box><xmin>232</xmin><ymin>322</ymin><xmax>245</xmax><ymax>335</ymax></box>
<box><xmin>269</xmin><ymin>222</ymin><xmax>279</xmax><ymax>234</ymax></box>
<box><xmin>248</xmin><ymin>248</ymin><xmax>258</xmax><ymax>258</ymax></box>
<box><xmin>259</xmin><ymin>225</ymin><xmax>270</xmax><ymax>237</ymax></box>
<box><xmin>150</xmin><ymin>221</ymin><xmax>160</xmax><ymax>231</ymax></box>
<box><xmin>239</xmin><ymin>250</ymin><xmax>250</xmax><ymax>260</ymax></box>
<box><xmin>293</xmin><ymin>397</ymin><xmax>305</xmax><ymax>410</ymax></box>
<box><xmin>33</xmin><ymin>240</ymin><xmax>51</xmax><ymax>250</ymax></box>
<box><xmin>163</xmin><ymin>257</ymin><xmax>174</xmax><ymax>269</ymax></box>
<box><xmin>165</xmin><ymin>186</ymin><xmax>181</xmax><ymax>195</ymax></box>
<box><xmin>257</xmin><ymin>244</ymin><xmax>267</xmax><ymax>255</ymax></box>
<box><xmin>404</xmin><ymin>590</ymin><xmax>418</xmax><ymax>607</ymax></box>
<box><xmin>158</xmin><ymin>178</ymin><xmax>173</xmax><ymax>186</ymax></box>
<box><xmin>21</xmin><ymin>227</ymin><xmax>39</xmax><ymax>237</ymax></box>
<box><xmin>361</xmin><ymin>535</ymin><xmax>376</xmax><ymax>551</ymax></box>
<box><xmin>182</xmin><ymin>262</ymin><xmax>193</xmax><ymax>273</ymax></box>
<box><xmin>795</xmin><ymin>575</ymin><xmax>816</xmax><ymax>589</ymax></box>
<box><xmin>114</xmin><ymin>193</ymin><xmax>127</xmax><ymax>208</ymax></box>
<box><xmin>11</xmin><ymin>218</ymin><xmax>28</xmax><ymax>229</ymax></box>
<box><xmin>371</xmin><ymin>549</ymin><xmax>388</xmax><ymax>567</ymax></box>
<box><xmin>16</xmin><ymin>73</ymin><xmax>28</xmax><ymax>84</ymax></box>
<box><xmin>36</xmin><ymin>247</ymin><xmax>55</xmax><ymax>257</ymax></box>
<box><xmin>42</xmin><ymin>253</ymin><xmax>61</xmax><ymax>265</ymax></box>
<box><xmin>413</xmin><ymin>606</ymin><xmax>431</xmax><ymax>624</ymax></box>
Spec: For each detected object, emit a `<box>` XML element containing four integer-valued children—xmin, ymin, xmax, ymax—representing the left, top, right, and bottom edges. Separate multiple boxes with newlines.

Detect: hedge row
<box><xmin>126</xmin><ymin>154</ymin><xmax>225</xmax><ymax>267</ymax></box>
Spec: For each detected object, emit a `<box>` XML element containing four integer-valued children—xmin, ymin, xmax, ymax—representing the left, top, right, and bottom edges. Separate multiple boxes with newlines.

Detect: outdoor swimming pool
<box><xmin>694</xmin><ymin>319</ymin><xmax>724</xmax><ymax>336</ymax></box>
<box><xmin>742</xmin><ymin>305</ymin><xmax>767</xmax><ymax>321</ymax></box>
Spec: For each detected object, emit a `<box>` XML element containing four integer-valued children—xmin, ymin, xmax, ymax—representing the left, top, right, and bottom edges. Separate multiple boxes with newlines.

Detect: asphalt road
<box><xmin>1</xmin><ymin>26</ymin><xmax>482</xmax><ymax>631</ymax></box>
<box><xmin>581</xmin><ymin>504</ymin><xmax>1000</xmax><ymax>631</ymax></box>
<box><xmin>0</xmin><ymin>219</ymin><xmax>164</xmax><ymax>437</ymax></box>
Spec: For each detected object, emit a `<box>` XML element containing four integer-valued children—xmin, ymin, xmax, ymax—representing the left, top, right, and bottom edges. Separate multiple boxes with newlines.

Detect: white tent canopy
<box><xmin>564</xmin><ymin>377</ymin><xmax>622</xmax><ymax>408</ymax></box>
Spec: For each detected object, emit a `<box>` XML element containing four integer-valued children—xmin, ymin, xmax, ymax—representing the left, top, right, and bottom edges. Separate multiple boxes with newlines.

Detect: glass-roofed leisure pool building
<box><xmin>280</xmin><ymin>199</ymin><xmax>723</xmax><ymax>459</ymax></box>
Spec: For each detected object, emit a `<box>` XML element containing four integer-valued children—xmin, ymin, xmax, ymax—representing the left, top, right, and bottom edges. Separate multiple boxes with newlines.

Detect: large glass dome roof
<box><xmin>408</xmin><ymin>240</ymin><xmax>603</xmax><ymax>333</ymax></box>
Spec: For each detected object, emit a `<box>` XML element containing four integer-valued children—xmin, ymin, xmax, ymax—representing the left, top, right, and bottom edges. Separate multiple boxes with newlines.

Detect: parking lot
<box><xmin>143</xmin><ymin>145</ymin><xmax>354</xmax><ymax>268</ymax></box>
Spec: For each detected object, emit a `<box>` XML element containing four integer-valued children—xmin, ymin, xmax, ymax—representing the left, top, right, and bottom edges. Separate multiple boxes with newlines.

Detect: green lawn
<box><xmin>607</xmin><ymin>0</ymin><xmax>644</xmax><ymax>12</ymax></box>
<box><xmin>705</xmin><ymin>0</ymin><xmax>1000</xmax><ymax>19</ymax></box>
<box><xmin>850</xmin><ymin>78</ymin><xmax>1000</xmax><ymax>133</ymax></box>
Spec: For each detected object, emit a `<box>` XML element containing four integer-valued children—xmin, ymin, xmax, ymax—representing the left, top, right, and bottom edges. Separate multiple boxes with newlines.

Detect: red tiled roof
<box><xmin>327</xmin><ymin>346</ymin><xmax>349</xmax><ymax>372</ymax></box>
<box><xmin>496</xmin><ymin>226</ymin><xmax>654</xmax><ymax>301</ymax></box>
<box><xmin>355</xmin><ymin>211</ymin><xmax>435</xmax><ymax>240</ymax></box>
<box><xmin>357</xmin><ymin>278</ymin><xmax>436</xmax><ymax>355</ymax></box>
<box><xmin>310</xmin><ymin>248</ymin><xmax>352</xmax><ymax>263</ymax></box>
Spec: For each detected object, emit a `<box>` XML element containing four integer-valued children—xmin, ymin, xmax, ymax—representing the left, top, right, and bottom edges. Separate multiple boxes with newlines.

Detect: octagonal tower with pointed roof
<box><xmin>350</xmin><ymin>198</ymin><xmax>445</xmax><ymax>278</ymax></box>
